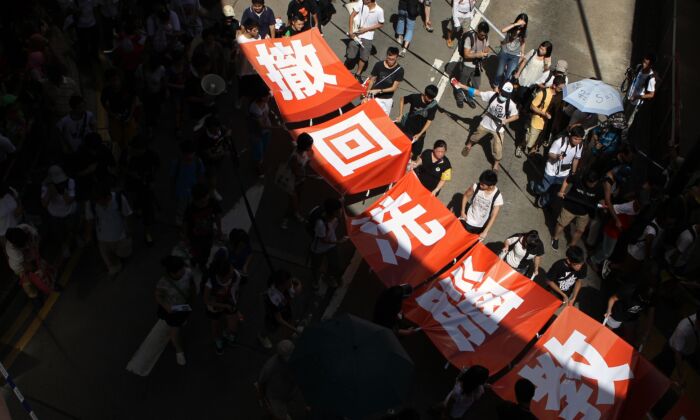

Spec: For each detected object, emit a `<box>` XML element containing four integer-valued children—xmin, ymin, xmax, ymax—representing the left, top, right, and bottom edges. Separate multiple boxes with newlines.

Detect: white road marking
<box><xmin>435</xmin><ymin>0</ymin><xmax>492</xmax><ymax>103</ymax></box>
<box><xmin>222</xmin><ymin>183</ymin><xmax>265</xmax><ymax>234</ymax></box>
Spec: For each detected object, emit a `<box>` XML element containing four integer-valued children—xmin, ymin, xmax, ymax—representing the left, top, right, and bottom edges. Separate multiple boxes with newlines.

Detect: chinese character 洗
<box><xmin>352</xmin><ymin>192</ymin><xmax>444</xmax><ymax>265</ymax></box>
<box><xmin>255</xmin><ymin>40</ymin><xmax>337</xmax><ymax>101</ymax></box>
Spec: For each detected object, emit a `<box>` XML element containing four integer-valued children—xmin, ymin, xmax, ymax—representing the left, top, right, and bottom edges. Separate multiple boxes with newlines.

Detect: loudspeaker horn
<box><xmin>201</xmin><ymin>74</ymin><xmax>227</xmax><ymax>96</ymax></box>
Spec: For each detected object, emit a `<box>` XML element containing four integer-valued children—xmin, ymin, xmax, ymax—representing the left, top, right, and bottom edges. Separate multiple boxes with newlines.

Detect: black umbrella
<box><xmin>289</xmin><ymin>313</ymin><xmax>414</xmax><ymax>419</ymax></box>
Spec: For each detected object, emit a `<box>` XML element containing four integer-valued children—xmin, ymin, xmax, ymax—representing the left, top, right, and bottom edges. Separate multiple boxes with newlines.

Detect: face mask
<box><xmin>498</xmin><ymin>95</ymin><xmax>507</xmax><ymax>102</ymax></box>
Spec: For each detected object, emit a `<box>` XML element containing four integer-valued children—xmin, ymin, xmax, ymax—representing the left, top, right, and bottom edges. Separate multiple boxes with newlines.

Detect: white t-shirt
<box><xmin>85</xmin><ymin>193</ymin><xmax>133</xmax><ymax>242</ymax></box>
<box><xmin>627</xmin><ymin>221</ymin><xmax>661</xmax><ymax>261</ymax></box>
<box><xmin>41</xmin><ymin>179</ymin><xmax>77</xmax><ymax>218</ymax></box>
<box><xmin>237</xmin><ymin>34</ymin><xmax>261</xmax><ymax>76</ymax></box>
<box><xmin>311</xmin><ymin>217</ymin><xmax>338</xmax><ymax>254</ymax></box>
<box><xmin>0</xmin><ymin>134</ymin><xmax>17</xmax><ymax>162</ymax></box>
<box><xmin>444</xmin><ymin>381</ymin><xmax>484</xmax><ymax>418</ymax></box>
<box><xmin>628</xmin><ymin>69</ymin><xmax>656</xmax><ymax>105</ymax></box>
<box><xmin>352</xmin><ymin>3</ymin><xmax>384</xmax><ymax>40</ymax></box>
<box><xmin>504</xmin><ymin>236</ymin><xmax>535</xmax><ymax>269</ymax></box>
<box><xmin>0</xmin><ymin>188</ymin><xmax>19</xmax><ymax>236</ymax></box>
<box><xmin>669</xmin><ymin>314</ymin><xmax>698</xmax><ymax>356</ymax></box>
<box><xmin>466</xmin><ymin>183</ymin><xmax>503</xmax><ymax>228</ymax></box>
<box><xmin>665</xmin><ymin>226</ymin><xmax>698</xmax><ymax>268</ymax></box>
<box><xmin>544</xmin><ymin>137</ymin><xmax>582</xmax><ymax>177</ymax></box>
<box><xmin>75</xmin><ymin>0</ymin><xmax>97</xmax><ymax>28</ymax></box>
<box><xmin>56</xmin><ymin>112</ymin><xmax>96</xmax><ymax>152</ymax></box>
<box><xmin>478</xmin><ymin>92</ymin><xmax>518</xmax><ymax>133</ymax></box>
<box><xmin>249</xmin><ymin>101</ymin><xmax>271</xmax><ymax>129</ymax></box>
<box><xmin>534</xmin><ymin>71</ymin><xmax>569</xmax><ymax>87</ymax></box>
<box><xmin>452</xmin><ymin>0</ymin><xmax>475</xmax><ymax>25</ymax></box>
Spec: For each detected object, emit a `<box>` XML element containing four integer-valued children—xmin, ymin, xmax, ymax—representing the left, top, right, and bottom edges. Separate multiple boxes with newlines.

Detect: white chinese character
<box><xmin>352</xmin><ymin>192</ymin><xmax>444</xmax><ymax>265</ymax></box>
<box><xmin>414</xmin><ymin>257</ymin><xmax>524</xmax><ymax>352</ymax></box>
<box><xmin>255</xmin><ymin>40</ymin><xmax>337</xmax><ymax>101</ymax></box>
<box><xmin>518</xmin><ymin>330</ymin><xmax>633</xmax><ymax>419</ymax></box>
<box><xmin>310</xmin><ymin>111</ymin><xmax>402</xmax><ymax>176</ymax></box>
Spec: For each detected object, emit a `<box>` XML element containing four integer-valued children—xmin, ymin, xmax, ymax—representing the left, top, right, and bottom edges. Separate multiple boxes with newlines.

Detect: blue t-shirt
<box><xmin>241</xmin><ymin>7</ymin><xmax>277</xmax><ymax>38</ymax></box>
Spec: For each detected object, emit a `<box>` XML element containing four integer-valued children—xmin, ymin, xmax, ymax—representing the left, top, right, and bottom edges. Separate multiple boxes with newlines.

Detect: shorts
<box><xmin>157</xmin><ymin>306</ymin><xmax>191</xmax><ymax>327</ymax></box>
<box><xmin>449</xmin><ymin>15</ymin><xmax>471</xmax><ymax>32</ymax></box>
<box><xmin>206</xmin><ymin>306</ymin><xmax>236</xmax><ymax>320</ymax></box>
<box><xmin>374</xmin><ymin>97</ymin><xmax>393</xmax><ymax>116</ymax></box>
<box><xmin>346</xmin><ymin>38</ymin><xmax>373</xmax><ymax>63</ymax></box>
<box><xmin>462</xmin><ymin>220</ymin><xmax>484</xmax><ymax>234</ymax></box>
<box><xmin>469</xmin><ymin>124</ymin><xmax>503</xmax><ymax>161</ymax></box>
<box><xmin>525</xmin><ymin>125</ymin><xmax>542</xmax><ymax>149</ymax></box>
<box><xmin>558</xmin><ymin>208</ymin><xmax>590</xmax><ymax>232</ymax></box>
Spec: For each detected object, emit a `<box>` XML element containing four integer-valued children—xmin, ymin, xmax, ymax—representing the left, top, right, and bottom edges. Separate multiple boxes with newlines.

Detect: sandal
<box><xmin>425</xmin><ymin>23</ymin><xmax>434</xmax><ymax>32</ymax></box>
<box><xmin>461</xmin><ymin>143</ymin><xmax>472</xmax><ymax>157</ymax></box>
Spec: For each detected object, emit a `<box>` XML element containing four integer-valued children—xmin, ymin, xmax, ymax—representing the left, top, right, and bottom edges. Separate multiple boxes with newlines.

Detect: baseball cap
<box><xmin>222</xmin><ymin>5</ymin><xmax>235</xmax><ymax>17</ymax></box>
<box><xmin>500</xmin><ymin>82</ymin><xmax>514</xmax><ymax>97</ymax></box>
<box><xmin>554</xmin><ymin>59</ymin><xmax>568</xmax><ymax>74</ymax></box>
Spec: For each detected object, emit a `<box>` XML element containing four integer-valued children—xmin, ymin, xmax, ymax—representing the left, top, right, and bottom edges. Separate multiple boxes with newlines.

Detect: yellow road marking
<box><xmin>2</xmin><ymin>248</ymin><xmax>83</xmax><ymax>368</ymax></box>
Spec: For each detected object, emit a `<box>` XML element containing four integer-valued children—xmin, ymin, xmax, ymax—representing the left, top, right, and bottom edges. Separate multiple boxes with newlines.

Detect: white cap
<box><xmin>222</xmin><ymin>5</ymin><xmax>235</xmax><ymax>17</ymax></box>
<box><xmin>501</xmin><ymin>82</ymin><xmax>514</xmax><ymax>95</ymax></box>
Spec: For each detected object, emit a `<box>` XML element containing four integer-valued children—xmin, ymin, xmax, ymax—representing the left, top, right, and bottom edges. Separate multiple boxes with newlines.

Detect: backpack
<box><xmin>458</xmin><ymin>30</ymin><xmax>477</xmax><ymax>61</ymax></box>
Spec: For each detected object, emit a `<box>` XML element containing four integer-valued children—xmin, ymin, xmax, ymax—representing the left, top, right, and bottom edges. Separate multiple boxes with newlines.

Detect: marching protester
<box><xmin>309</xmin><ymin>198</ymin><xmax>346</xmax><ymax>291</ymax></box>
<box><xmin>395</xmin><ymin>0</ymin><xmax>420</xmax><ymax>56</ymax></box>
<box><xmin>497</xmin><ymin>378</ymin><xmax>537</xmax><ymax>420</ymax></box>
<box><xmin>460</xmin><ymin>170</ymin><xmax>504</xmax><ymax>240</ymax></box>
<box><xmin>287</xmin><ymin>0</ymin><xmax>319</xmax><ymax>30</ymax></box>
<box><xmin>452</xmin><ymin>81</ymin><xmax>519</xmax><ymax>171</ymax></box>
<box><xmin>501</xmin><ymin>230</ymin><xmax>544</xmax><ymax>277</ymax></box>
<box><xmin>364</xmin><ymin>47</ymin><xmax>404</xmax><ymax>117</ymax></box>
<box><xmin>248</xmin><ymin>92</ymin><xmax>274</xmax><ymax>177</ymax></box>
<box><xmin>493</xmin><ymin>13</ymin><xmax>528</xmax><ymax>89</ymax></box>
<box><xmin>345</xmin><ymin>0</ymin><xmax>385</xmax><ymax>79</ymax></box>
<box><xmin>440</xmin><ymin>365</ymin><xmax>490</xmax><ymax>419</ymax></box>
<box><xmin>446</xmin><ymin>0</ymin><xmax>475</xmax><ymax>48</ymax></box>
<box><xmin>5</xmin><ymin>224</ymin><xmax>57</xmax><ymax>300</ymax></box>
<box><xmin>204</xmin><ymin>258</ymin><xmax>242</xmax><ymax>355</ymax></box>
<box><xmin>258</xmin><ymin>270</ymin><xmax>303</xmax><ymax>349</ymax></box>
<box><xmin>624</xmin><ymin>52</ymin><xmax>657</xmax><ymax>127</ymax></box>
<box><xmin>451</xmin><ymin>21</ymin><xmax>490</xmax><ymax>109</ymax></box>
<box><xmin>551</xmin><ymin>170</ymin><xmax>604</xmax><ymax>250</ymax></box>
<box><xmin>653</xmin><ymin>309</ymin><xmax>699</xmax><ymax>385</ymax></box>
<box><xmin>411</xmin><ymin>139</ymin><xmax>452</xmax><ymax>196</ymax></box>
<box><xmin>545</xmin><ymin>246</ymin><xmax>586</xmax><ymax>306</ymax></box>
<box><xmin>255</xmin><ymin>340</ymin><xmax>299</xmax><ymax>419</ymax></box>
<box><xmin>518</xmin><ymin>75</ymin><xmax>566</xmax><ymax>157</ymax></box>
<box><xmin>41</xmin><ymin>165</ymin><xmax>78</xmax><ymax>259</ymax></box>
<box><xmin>241</xmin><ymin>0</ymin><xmax>277</xmax><ymax>39</ymax></box>
<box><xmin>56</xmin><ymin>95</ymin><xmax>96</xmax><ymax>155</ymax></box>
<box><xmin>283</xmin><ymin>13</ymin><xmax>308</xmax><ymax>37</ymax></box>
<box><xmin>156</xmin><ymin>255</ymin><xmax>195</xmax><ymax>366</ymax></box>
<box><xmin>0</xmin><ymin>184</ymin><xmax>21</xmax><ymax>248</ymax></box>
<box><xmin>513</xmin><ymin>40</ymin><xmax>553</xmax><ymax>101</ymax></box>
<box><xmin>395</xmin><ymin>84</ymin><xmax>439</xmax><ymax>159</ymax></box>
<box><xmin>279</xmin><ymin>133</ymin><xmax>314</xmax><ymax>230</ymax></box>
<box><xmin>603</xmin><ymin>282</ymin><xmax>656</xmax><ymax>348</ymax></box>
<box><xmin>183</xmin><ymin>183</ymin><xmax>223</xmax><ymax>270</ymax></box>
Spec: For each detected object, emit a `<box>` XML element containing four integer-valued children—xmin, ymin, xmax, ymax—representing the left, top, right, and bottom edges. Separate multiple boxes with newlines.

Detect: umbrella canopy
<box><xmin>289</xmin><ymin>313</ymin><xmax>414</xmax><ymax>419</ymax></box>
<box><xmin>563</xmin><ymin>79</ymin><xmax>623</xmax><ymax>115</ymax></box>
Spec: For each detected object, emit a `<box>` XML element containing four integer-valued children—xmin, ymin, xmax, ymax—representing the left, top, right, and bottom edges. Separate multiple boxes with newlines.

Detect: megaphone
<box><xmin>201</xmin><ymin>74</ymin><xmax>226</xmax><ymax>96</ymax></box>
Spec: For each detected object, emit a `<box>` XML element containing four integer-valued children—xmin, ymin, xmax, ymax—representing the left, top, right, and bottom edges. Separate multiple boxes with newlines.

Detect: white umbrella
<box><xmin>563</xmin><ymin>79</ymin><xmax>623</xmax><ymax>115</ymax></box>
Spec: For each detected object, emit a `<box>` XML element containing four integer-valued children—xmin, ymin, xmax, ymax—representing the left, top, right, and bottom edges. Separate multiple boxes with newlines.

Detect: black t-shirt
<box><xmin>611</xmin><ymin>283</ymin><xmax>654</xmax><ymax>322</ymax></box>
<box><xmin>563</xmin><ymin>176</ymin><xmax>603</xmax><ymax>216</ymax></box>
<box><xmin>547</xmin><ymin>259</ymin><xmax>587</xmax><ymax>295</ymax></box>
<box><xmin>401</xmin><ymin>93</ymin><xmax>437</xmax><ymax>136</ymax></box>
<box><xmin>370</xmin><ymin>61</ymin><xmax>404</xmax><ymax>99</ymax></box>
<box><xmin>497</xmin><ymin>401</ymin><xmax>538</xmax><ymax>420</ymax></box>
<box><xmin>416</xmin><ymin>149</ymin><xmax>451</xmax><ymax>191</ymax></box>
<box><xmin>287</xmin><ymin>0</ymin><xmax>318</xmax><ymax>28</ymax></box>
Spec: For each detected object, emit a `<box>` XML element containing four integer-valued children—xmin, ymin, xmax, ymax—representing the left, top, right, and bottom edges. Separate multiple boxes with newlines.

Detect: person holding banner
<box><xmin>501</xmin><ymin>230</ymin><xmax>544</xmax><ymax>277</ymax></box>
<box><xmin>395</xmin><ymin>84</ymin><xmax>438</xmax><ymax>159</ymax></box>
<box><xmin>440</xmin><ymin>365</ymin><xmax>489</xmax><ymax>419</ymax></box>
<box><xmin>411</xmin><ymin>140</ymin><xmax>452</xmax><ymax>197</ymax></box>
<box><xmin>279</xmin><ymin>133</ymin><xmax>313</xmax><ymax>230</ymax></box>
<box><xmin>545</xmin><ymin>245</ymin><xmax>586</xmax><ymax>306</ymax></box>
<box><xmin>364</xmin><ymin>47</ymin><xmax>404</xmax><ymax>116</ymax></box>
<box><xmin>346</xmin><ymin>0</ymin><xmax>385</xmax><ymax>79</ymax></box>
<box><xmin>459</xmin><ymin>169</ymin><xmax>503</xmax><ymax>240</ymax></box>
<box><xmin>603</xmin><ymin>282</ymin><xmax>655</xmax><ymax>348</ymax></box>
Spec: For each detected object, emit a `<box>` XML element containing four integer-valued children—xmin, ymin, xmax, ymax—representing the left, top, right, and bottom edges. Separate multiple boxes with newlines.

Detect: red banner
<box><xmin>403</xmin><ymin>243</ymin><xmax>560</xmax><ymax>372</ymax></box>
<box><xmin>239</xmin><ymin>28</ymin><xmax>364</xmax><ymax>122</ymax></box>
<box><xmin>347</xmin><ymin>172</ymin><xmax>478</xmax><ymax>287</ymax></box>
<box><xmin>291</xmin><ymin>101</ymin><xmax>412</xmax><ymax>194</ymax></box>
<box><xmin>664</xmin><ymin>394</ymin><xmax>700</xmax><ymax>420</ymax></box>
<box><xmin>494</xmin><ymin>306</ymin><xmax>670</xmax><ymax>420</ymax></box>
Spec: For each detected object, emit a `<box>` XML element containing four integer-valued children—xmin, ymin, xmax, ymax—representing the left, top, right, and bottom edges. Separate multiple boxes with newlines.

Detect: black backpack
<box><xmin>458</xmin><ymin>30</ymin><xmax>477</xmax><ymax>61</ymax></box>
<box><xmin>467</xmin><ymin>183</ymin><xmax>501</xmax><ymax>224</ymax></box>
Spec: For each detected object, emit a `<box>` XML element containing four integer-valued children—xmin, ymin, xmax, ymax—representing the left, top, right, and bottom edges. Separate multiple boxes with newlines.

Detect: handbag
<box><xmin>274</xmin><ymin>154</ymin><xmax>296</xmax><ymax>194</ymax></box>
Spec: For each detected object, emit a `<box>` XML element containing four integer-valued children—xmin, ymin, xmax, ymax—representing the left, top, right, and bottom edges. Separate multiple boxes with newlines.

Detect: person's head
<box><xmin>191</xmin><ymin>183</ymin><xmax>210</xmax><ymax>206</ymax></box>
<box><xmin>270</xmin><ymin>269</ymin><xmax>292</xmax><ymax>289</ymax></box>
<box><xmin>458</xmin><ymin>365</ymin><xmax>489</xmax><ymax>395</ymax></box>
<box><xmin>323</xmin><ymin>198</ymin><xmax>342</xmax><ymax>218</ymax></box>
<box><xmin>362</xmin><ymin>0</ymin><xmax>376</xmax><ymax>5</ymax></box>
<box><xmin>69</xmin><ymin>95</ymin><xmax>86</xmax><ymax>113</ymax></box>
<box><xmin>478</xmin><ymin>170</ymin><xmax>498</xmax><ymax>191</ymax></box>
<box><xmin>161</xmin><ymin>255</ymin><xmax>186</xmax><ymax>279</ymax></box>
<box><xmin>242</xmin><ymin>18</ymin><xmax>260</xmax><ymax>37</ymax></box>
<box><xmin>499</xmin><ymin>82</ymin><xmax>514</xmax><ymax>102</ymax></box>
<box><xmin>251</xmin><ymin>0</ymin><xmax>265</xmax><ymax>13</ymax></box>
<box><xmin>568</xmin><ymin>125</ymin><xmax>585</xmax><ymax>145</ymax></box>
<box><xmin>228</xmin><ymin>228</ymin><xmax>250</xmax><ymax>250</ymax></box>
<box><xmin>523</xmin><ymin>230</ymin><xmax>540</xmax><ymax>251</ymax></box>
<box><xmin>510</xmin><ymin>13</ymin><xmax>528</xmax><ymax>38</ymax></box>
<box><xmin>5</xmin><ymin>227</ymin><xmax>29</xmax><ymax>248</ymax></box>
<box><xmin>385</xmin><ymin>47</ymin><xmax>400</xmax><ymax>66</ymax></box>
<box><xmin>565</xmin><ymin>246</ymin><xmax>585</xmax><ymax>270</ymax></box>
<box><xmin>553</xmin><ymin>59</ymin><xmax>568</xmax><ymax>75</ymax></box>
<box><xmin>552</xmin><ymin>74</ymin><xmax>566</xmax><ymax>92</ymax></box>
<box><xmin>179</xmin><ymin>140</ymin><xmax>196</xmax><ymax>160</ymax></box>
<box><xmin>642</xmin><ymin>52</ymin><xmax>656</xmax><ymax>71</ymax></box>
<box><xmin>296</xmin><ymin>133</ymin><xmax>314</xmax><ymax>153</ymax></box>
<box><xmin>277</xmin><ymin>339</ymin><xmax>295</xmax><ymax>362</ymax></box>
<box><xmin>215</xmin><ymin>259</ymin><xmax>235</xmax><ymax>284</ymax></box>
<box><xmin>46</xmin><ymin>165</ymin><xmax>68</xmax><ymax>185</ymax></box>
<box><xmin>514</xmin><ymin>378</ymin><xmax>536</xmax><ymax>406</ymax></box>
<box><xmin>432</xmin><ymin>139</ymin><xmax>447</xmax><ymax>160</ymax></box>
<box><xmin>538</xmin><ymin>41</ymin><xmax>553</xmax><ymax>57</ymax></box>
<box><xmin>290</xmin><ymin>14</ymin><xmax>305</xmax><ymax>31</ymax></box>
<box><xmin>423</xmin><ymin>85</ymin><xmax>438</xmax><ymax>103</ymax></box>
<box><xmin>476</xmin><ymin>21</ymin><xmax>489</xmax><ymax>39</ymax></box>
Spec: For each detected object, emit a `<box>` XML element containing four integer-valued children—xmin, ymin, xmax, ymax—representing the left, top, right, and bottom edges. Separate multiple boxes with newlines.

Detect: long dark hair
<box><xmin>539</xmin><ymin>40</ymin><xmax>553</xmax><ymax>57</ymax></box>
<box><xmin>458</xmin><ymin>365</ymin><xmax>490</xmax><ymax>395</ymax></box>
<box><xmin>508</xmin><ymin>13</ymin><xmax>528</xmax><ymax>42</ymax></box>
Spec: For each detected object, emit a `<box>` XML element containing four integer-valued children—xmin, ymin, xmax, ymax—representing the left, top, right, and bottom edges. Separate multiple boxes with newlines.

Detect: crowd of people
<box><xmin>0</xmin><ymin>0</ymin><xmax>697</xmax><ymax>419</ymax></box>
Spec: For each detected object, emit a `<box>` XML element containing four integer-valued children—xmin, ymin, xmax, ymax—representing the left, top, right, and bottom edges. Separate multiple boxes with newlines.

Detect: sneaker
<box><xmin>425</xmin><ymin>23</ymin><xmax>434</xmax><ymax>32</ymax></box>
<box><xmin>175</xmin><ymin>352</ymin><xmax>186</xmax><ymax>366</ymax></box>
<box><xmin>466</xmin><ymin>98</ymin><xmax>477</xmax><ymax>109</ymax></box>
<box><xmin>280</xmin><ymin>219</ymin><xmax>289</xmax><ymax>230</ymax></box>
<box><xmin>396</xmin><ymin>35</ymin><xmax>404</xmax><ymax>45</ymax></box>
<box><xmin>257</xmin><ymin>334</ymin><xmax>273</xmax><ymax>350</ymax></box>
<box><xmin>515</xmin><ymin>147</ymin><xmax>523</xmax><ymax>158</ymax></box>
<box><xmin>354</xmin><ymin>73</ymin><xmax>364</xmax><ymax>83</ymax></box>
<box><xmin>215</xmin><ymin>339</ymin><xmax>225</xmax><ymax>355</ymax></box>
<box><xmin>212</xmin><ymin>189</ymin><xmax>223</xmax><ymax>202</ymax></box>
<box><xmin>456</xmin><ymin>100</ymin><xmax>464</xmax><ymax>108</ymax></box>
<box><xmin>601</xmin><ymin>259</ymin><xmax>612</xmax><ymax>279</ymax></box>
<box><xmin>223</xmin><ymin>331</ymin><xmax>237</xmax><ymax>346</ymax></box>
<box><xmin>450</xmin><ymin>78</ymin><xmax>460</xmax><ymax>88</ymax></box>
<box><xmin>399</xmin><ymin>48</ymin><xmax>407</xmax><ymax>57</ymax></box>
<box><xmin>447</xmin><ymin>38</ymin><xmax>454</xmax><ymax>48</ymax></box>
<box><xmin>551</xmin><ymin>239</ymin><xmax>559</xmax><ymax>250</ymax></box>
<box><xmin>461</xmin><ymin>143</ymin><xmax>471</xmax><ymax>157</ymax></box>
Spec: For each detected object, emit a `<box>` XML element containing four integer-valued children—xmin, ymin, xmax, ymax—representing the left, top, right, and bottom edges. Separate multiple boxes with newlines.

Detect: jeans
<box><xmin>453</xmin><ymin>65</ymin><xmax>479</xmax><ymax>104</ymax></box>
<box><xmin>493</xmin><ymin>51</ymin><xmax>521</xmax><ymax>88</ymax></box>
<box><xmin>591</xmin><ymin>234</ymin><xmax>617</xmax><ymax>265</ymax></box>
<box><xmin>396</xmin><ymin>10</ymin><xmax>416</xmax><ymax>44</ymax></box>
<box><xmin>531</xmin><ymin>173</ymin><xmax>565</xmax><ymax>207</ymax></box>
<box><xmin>251</xmin><ymin>130</ymin><xmax>271</xmax><ymax>162</ymax></box>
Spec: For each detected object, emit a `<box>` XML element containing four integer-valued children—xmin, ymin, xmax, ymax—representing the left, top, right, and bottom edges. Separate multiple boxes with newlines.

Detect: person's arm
<box><xmin>546</xmin><ymin>280</ymin><xmax>569</xmax><ymax>302</ymax></box>
<box><xmin>312</xmin><ymin>12</ymin><xmax>319</xmax><ymax>28</ymax></box>
<box><xmin>532</xmin><ymin>255</ymin><xmax>541</xmax><ymax>276</ymax></box>
<box><xmin>365</xmin><ymin>75</ymin><xmax>377</xmax><ymax>92</ymax></box>
<box><xmin>409</xmin><ymin>155</ymin><xmax>423</xmax><ymax>171</ymax></box>
<box><xmin>503</xmin><ymin>112</ymin><xmax>519</xmax><ymax>125</ymax></box>
<box><xmin>275</xmin><ymin>311</ymin><xmax>299</xmax><ymax>333</ymax></box>
<box><xmin>604</xmin><ymin>294</ymin><xmax>619</xmax><ymax>318</ymax></box>
<box><xmin>480</xmin><ymin>205</ymin><xmax>501</xmax><ymax>240</ymax></box>
<box><xmin>461</xmin><ymin>185</ymin><xmax>475</xmax><ymax>219</ymax></box>
<box><xmin>500</xmin><ymin>19</ymin><xmax>525</xmax><ymax>34</ymax></box>
<box><xmin>451</xmin><ymin>80</ymin><xmax>483</xmax><ymax>96</ymax></box>
<box><xmin>356</xmin><ymin>20</ymin><xmax>383</xmax><ymax>34</ymax></box>
<box><xmin>603</xmin><ymin>175</ymin><xmax>621</xmax><ymax>228</ymax></box>
<box><xmin>502</xmin><ymin>236</ymin><xmax>517</xmax><ymax>252</ymax></box>
<box><xmin>393</xmin><ymin>97</ymin><xmax>406</xmax><ymax>123</ymax></box>
<box><xmin>348</xmin><ymin>10</ymin><xmax>358</xmax><ymax>35</ymax></box>
<box><xmin>432</xmin><ymin>179</ymin><xmax>447</xmax><ymax>196</ymax></box>
<box><xmin>155</xmin><ymin>288</ymin><xmax>171</xmax><ymax>312</ymax></box>
<box><xmin>376</xmin><ymin>79</ymin><xmax>401</xmax><ymax>95</ymax></box>
<box><xmin>569</xmin><ymin>280</ymin><xmax>582</xmax><ymax>306</ymax></box>
<box><xmin>530</xmin><ymin>94</ymin><xmax>551</xmax><ymax>119</ymax></box>
<box><xmin>412</xmin><ymin>120</ymin><xmax>432</xmax><ymax>143</ymax></box>
<box><xmin>571</xmin><ymin>158</ymin><xmax>580</xmax><ymax>175</ymax></box>
<box><xmin>557</xmin><ymin>177</ymin><xmax>571</xmax><ymax>199</ymax></box>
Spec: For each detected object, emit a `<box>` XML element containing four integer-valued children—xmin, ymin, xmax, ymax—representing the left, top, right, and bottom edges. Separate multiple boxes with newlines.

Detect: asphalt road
<box><xmin>1</xmin><ymin>0</ymin><xmax>649</xmax><ymax>419</ymax></box>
